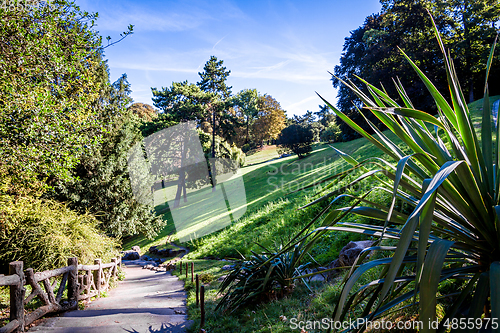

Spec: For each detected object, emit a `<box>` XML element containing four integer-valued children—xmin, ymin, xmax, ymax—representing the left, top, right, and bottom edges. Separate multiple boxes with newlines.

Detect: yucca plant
<box><xmin>290</xmin><ymin>16</ymin><xmax>499</xmax><ymax>332</ymax></box>
<box><xmin>216</xmin><ymin>243</ymin><xmax>310</xmax><ymax>313</ymax></box>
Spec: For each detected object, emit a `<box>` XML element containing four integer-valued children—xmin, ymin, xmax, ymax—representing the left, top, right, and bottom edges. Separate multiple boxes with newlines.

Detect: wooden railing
<box><xmin>0</xmin><ymin>256</ymin><xmax>121</xmax><ymax>333</ymax></box>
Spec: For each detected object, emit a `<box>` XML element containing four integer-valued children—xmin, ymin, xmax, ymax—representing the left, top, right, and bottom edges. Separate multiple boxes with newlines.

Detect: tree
<box><xmin>291</xmin><ymin>111</ymin><xmax>323</xmax><ymax>142</ymax></box>
<box><xmin>277</xmin><ymin>124</ymin><xmax>314</xmax><ymax>159</ymax></box>
<box><xmin>0</xmin><ymin>2</ymin><xmax>107</xmax><ymax>196</ymax></box>
<box><xmin>48</xmin><ymin>75</ymin><xmax>162</xmax><ymax>238</ymax></box>
<box><xmin>252</xmin><ymin>94</ymin><xmax>287</xmax><ymax>145</ymax></box>
<box><xmin>197</xmin><ymin>56</ymin><xmax>234</xmax><ymax>158</ymax></box>
<box><xmin>231</xmin><ymin>88</ymin><xmax>259</xmax><ymax>144</ymax></box>
<box><xmin>320</xmin><ymin>121</ymin><xmax>342</xmax><ymax>143</ymax></box>
<box><xmin>314</xmin><ymin>104</ymin><xmax>336</xmax><ymax>127</ymax></box>
<box><xmin>332</xmin><ymin>0</ymin><xmax>500</xmax><ymax>140</ymax></box>
<box><xmin>151</xmin><ymin>81</ymin><xmax>211</xmax><ymax>123</ymax></box>
<box><xmin>441</xmin><ymin>0</ymin><xmax>500</xmax><ymax>101</ymax></box>
<box><xmin>128</xmin><ymin>103</ymin><xmax>157</xmax><ymax>122</ymax></box>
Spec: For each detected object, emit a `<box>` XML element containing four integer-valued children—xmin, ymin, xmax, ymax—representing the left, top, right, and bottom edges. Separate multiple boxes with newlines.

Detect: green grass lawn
<box><xmin>122</xmin><ymin>137</ymin><xmax>389</xmax><ymax>253</ymax></box>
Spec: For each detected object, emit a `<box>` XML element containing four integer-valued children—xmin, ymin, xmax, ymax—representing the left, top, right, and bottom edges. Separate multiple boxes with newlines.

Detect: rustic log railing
<box><xmin>0</xmin><ymin>256</ymin><xmax>121</xmax><ymax>333</ymax></box>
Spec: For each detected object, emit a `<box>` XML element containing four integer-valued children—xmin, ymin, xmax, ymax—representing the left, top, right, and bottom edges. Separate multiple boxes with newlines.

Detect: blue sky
<box><xmin>77</xmin><ymin>0</ymin><xmax>382</xmax><ymax>117</ymax></box>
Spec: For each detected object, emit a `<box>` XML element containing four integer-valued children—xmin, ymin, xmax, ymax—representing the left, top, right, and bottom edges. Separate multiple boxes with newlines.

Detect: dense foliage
<box><xmin>277</xmin><ymin>124</ymin><xmax>315</xmax><ymax>158</ymax></box>
<box><xmin>0</xmin><ymin>2</ymin><xmax>106</xmax><ymax>196</ymax></box>
<box><xmin>0</xmin><ymin>195</ymin><xmax>119</xmax><ymax>272</ymax></box>
<box><xmin>0</xmin><ymin>1</ymin><xmax>158</xmax><ymax>270</ymax></box>
<box><xmin>333</xmin><ymin>0</ymin><xmax>500</xmax><ymax>141</ymax></box>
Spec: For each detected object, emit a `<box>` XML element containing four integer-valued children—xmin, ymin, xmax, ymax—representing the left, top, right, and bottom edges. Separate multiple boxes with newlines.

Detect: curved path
<box><xmin>29</xmin><ymin>264</ymin><xmax>192</xmax><ymax>333</ymax></box>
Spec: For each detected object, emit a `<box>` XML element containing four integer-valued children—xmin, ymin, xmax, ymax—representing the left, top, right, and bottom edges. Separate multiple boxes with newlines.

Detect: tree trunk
<box><xmin>469</xmin><ymin>79</ymin><xmax>474</xmax><ymax>103</ymax></box>
<box><xmin>246</xmin><ymin>117</ymin><xmax>250</xmax><ymax>144</ymax></box>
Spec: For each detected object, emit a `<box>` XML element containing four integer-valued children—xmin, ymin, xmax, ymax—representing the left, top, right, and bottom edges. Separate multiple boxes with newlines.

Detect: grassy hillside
<box><xmin>123</xmin><ymin>95</ymin><xmax>500</xmax><ymax>262</ymax></box>
<box><xmin>120</xmin><ymin>96</ymin><xmax>500</xmax><ymax>333</ymax></box>
<box><xmin>123</xmin><ymin>133</ymin><xmax>404</xmax><ymax>264</ymax></box>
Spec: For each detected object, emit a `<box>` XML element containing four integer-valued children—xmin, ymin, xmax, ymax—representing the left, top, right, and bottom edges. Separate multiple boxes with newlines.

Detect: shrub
<box><xmin>216</xmin><ymin>243</ymin><xmax>310</xmax><ymax>313</ymax></box>
<box><xmin>0</xmin><ymin>196</ymin><xmax>119</xmax><ymax>273</ymax></box>
<box><xmin>277</xmin><ymin>124</ymin><xmax>314</xmax><ymax>158</ymax></box>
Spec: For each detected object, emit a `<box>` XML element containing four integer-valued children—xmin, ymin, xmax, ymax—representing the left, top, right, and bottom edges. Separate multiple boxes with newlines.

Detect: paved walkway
<box><xmin>29</xmin><ymin>264</ymin><xmax>192</xmax><ymax>333</ymax></box>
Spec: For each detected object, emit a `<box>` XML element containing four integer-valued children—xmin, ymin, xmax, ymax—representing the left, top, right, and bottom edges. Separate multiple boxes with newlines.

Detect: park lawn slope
<box><xmin>123</xmin><ymin>95</ymin><xmax>499</xmax><ymax>264</ymax></box>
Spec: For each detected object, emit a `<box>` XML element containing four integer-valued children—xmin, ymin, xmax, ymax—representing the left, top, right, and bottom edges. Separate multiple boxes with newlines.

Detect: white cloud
<box><xmin>284</xmin><ymin>95</ymin><xmax>318</xmax><ymax>114</ymax></box>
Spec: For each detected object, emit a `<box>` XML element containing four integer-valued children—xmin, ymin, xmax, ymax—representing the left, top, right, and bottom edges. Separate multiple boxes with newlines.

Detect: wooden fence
<box><xmin>0</xmin><ymin>256</ymin><xmax>121</xmax><ymax>333</ymax></box>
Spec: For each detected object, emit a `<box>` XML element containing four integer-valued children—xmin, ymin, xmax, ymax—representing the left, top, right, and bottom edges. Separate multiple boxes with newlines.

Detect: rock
<box><xmin>131</xmin><ymin>246</ymin><xmax>141</xmax><ymax>254</ymax></box>
<box><xmin>326</xmin><ymin>240</ymin><xmax>374</xmax><ymax>280</ymax></box>
<box><xmin>143</xmin><ymin>264</ymin><xmax>155</xmax><ymax>270</ymax></box>
<box><xmin>157</xmin><ymin>249</ymin><xmax>170</xmax><ymax>256</ymax></box>
<box><xmin>169</xmin><ymin>249</ymin><xmax>184</xmax><ymax>257</ymax></box>
<box><xmin>149</xmin><ymin>246</ymin><xmax>158</xmax><ymax>254</ymax></box>
<box><xmin>217</xmin><ymin>275</ymin><xmax>227</xmax><ymax>282</ymax></box>
<box><xmin>222</xmin><ymin>265</ymin><xmax>234</xmax><ymax>270</ymax></box>
<box><xmin>121</xmin><ymin>250</ymin><xmax>140</xmax><ymax>260</ymax></box>
<box><xmin>337</xmin><ymin>240</ymin><xmax>373</xmax><ymax>267</ymax></box>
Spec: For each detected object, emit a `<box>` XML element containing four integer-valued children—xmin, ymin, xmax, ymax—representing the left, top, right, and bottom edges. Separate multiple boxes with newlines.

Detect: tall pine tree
<box><xmin>197</xmin><ymin>56</ymin><xmax>233</xmax><ymax>158</ymax></box>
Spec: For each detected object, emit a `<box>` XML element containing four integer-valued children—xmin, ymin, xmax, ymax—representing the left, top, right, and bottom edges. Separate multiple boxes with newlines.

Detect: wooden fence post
<box><xmin>10</xmin><ymin>261</ymin><xmax>25</xmax><ymax>332</ymax></box>
<box><xmin>200</xmin><ymin>285</ymin><xmax>205</xmax><ymax>331</ymax></box>
<box><xmin>185</xmin><ymin>262</ymin><xmax>188</xmax><ymax>280</ymax></box>
<box><xmin>191</xmin><ymin>262</ymin><xmax>194</xmax><ymax>283</ymax></box>
<box><xmin>67</xmin><ymin>257</ymin><xmax>78</xmax><ymax>307</ymax></box>
<box><xmin>94</xmin><ymin>259</ymin><xmax>102</xmax><ymax>297</ymax></box>
<box><xmin>117</xmin><ymin>256</ymin><xmax>122</xmax><ymax>269</ymax></box>
<box><xmin>196</xmin><ymin>274</ymin><xmax>199</xmax><ymax>307</ymax></box>
<box><xmin>180</xmin><ymin>261</ymin><xmax>182</xmax><ymax>274</ymax></box>
<box><xmin>111</xmin><ymin>258</ymin><xmax>117</xmax><ymax>279</ymax></box>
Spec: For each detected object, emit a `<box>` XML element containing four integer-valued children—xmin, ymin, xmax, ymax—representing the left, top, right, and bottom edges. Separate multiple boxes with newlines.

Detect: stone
<box><xmin>131</xmin><ymin>246</ymin><xmax>141</xmax><ymax>254</ymax></box>
<box><xmin>221</xmin><ymin>265</ymin><xmax>234</xmax><ymax>270</ymax></box>
<box><xmin>148</xmin><ymin>246</ymin><xmax>158</xmax><ymax>254</ymax></box>
<box><xmin>326</xmin><ymin>240</ymin><xmax>374</xmax><ymax>280</ymax></box>
<box><xmin>157</xmin><ymin>249</ymin><xmax>170</xmax><ymax>256</ymax></box>
<box><xmin>337</xmin><ymin>240</ymin><xmax>373</xmax><ymax>267</ymax></box>
<box><xmin>121</xmin><ymin>250</ymin><xmax>140</xmax><ymax>260</ymax></box>
<box><xmin>169</xmin><ymin>249</ymin><xmax>182</xmax><ymax>257</ymax></box>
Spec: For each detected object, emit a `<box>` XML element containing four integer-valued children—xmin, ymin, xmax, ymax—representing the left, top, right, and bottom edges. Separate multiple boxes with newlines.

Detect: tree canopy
<box><xmin>332</xmin><ymin>0</ymin><xmax>500</xmax><ymax>141</ymax></box>
<box><xmin>0</xmin><ymin>3</ymin><xmax>106</xmax><ymax>195</ymax></box>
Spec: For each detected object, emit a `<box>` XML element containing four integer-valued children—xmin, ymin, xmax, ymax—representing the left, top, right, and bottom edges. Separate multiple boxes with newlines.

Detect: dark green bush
<box><xmin>277</xmin><ymin>124</ymin><xmax>314</xmax><ymax>158</ymax></box>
